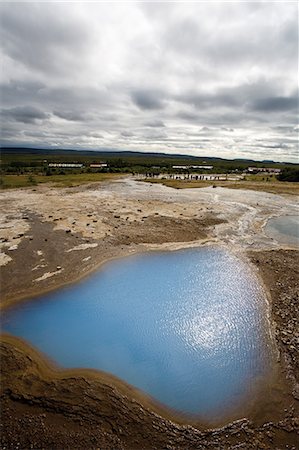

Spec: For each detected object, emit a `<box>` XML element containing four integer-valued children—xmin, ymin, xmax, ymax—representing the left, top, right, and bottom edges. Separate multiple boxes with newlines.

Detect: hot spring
<box><xmin>1</xmin><ymin>247</ymin><xmax>276</xmax><ymax>422</ymax></box>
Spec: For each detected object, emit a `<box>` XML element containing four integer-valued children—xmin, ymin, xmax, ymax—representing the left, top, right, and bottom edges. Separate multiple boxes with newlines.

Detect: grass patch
<box><xmin>141</xmin><ymin>178</ymin><xmax>299</xmax><ymax>196</ymax></box>
<box><xmin>0</xmin><ymin>173</ymin><xmax>124</xmax><ymax>190</ymax></box>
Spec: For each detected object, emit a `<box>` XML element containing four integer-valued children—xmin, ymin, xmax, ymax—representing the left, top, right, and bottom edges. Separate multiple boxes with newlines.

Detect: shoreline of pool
<box><xmin>1</xmin><ymin>247</ymin><xmax>297</xmax><ymax>428</ymax></box>
<box><xmin>1</xmin><ymin>181</ymin><xmax>298</xmax><ymax>448</ymax></box>
<box><xmin>1</xmin><ymin>244</ymin><xmax>283</xmax><ymax>428</ymax></box>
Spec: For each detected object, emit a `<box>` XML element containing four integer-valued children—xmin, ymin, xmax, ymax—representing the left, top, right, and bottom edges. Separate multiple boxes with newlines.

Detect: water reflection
<box><xmin>265</xmin><ymin>215</ymin><xmax>299</xmax><ymax>246</ymax></box>
<box><xmin>2</xmin><ymin>247</ymin><xmax>275</xmax><ymax>421</ymax></box>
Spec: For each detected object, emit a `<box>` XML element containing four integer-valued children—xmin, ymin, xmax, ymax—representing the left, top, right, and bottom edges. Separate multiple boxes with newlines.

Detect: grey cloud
<box><xmin>39</xmin><ymin>86</ymin><xmax>111</xmax><ymax>110</ymax></box>
<box><xmin>1</xmin><ymin>106</ymin><xmax>49</xmax><ymax>124</ymax></box>
<box><xmin>221</xmin><ymin>127</ymin><xmax>234</xmax><ymax>132</ymax></box>
<box><xmin>176</xmin><ymin>111</ymin><xmax>199</xmax><ymax>121</ymax></box>
<box><xmin>251</xmin><ymin>96</ymin><xmax>298</xmax><ymax>112</ymax></box>
<box><xmin>272</xmin><ymin>125</ymin><xmax>294</xmax><ymax>132</ymax></box>
<box><xmin>162</xmin><ymin>17</ymin><xmax>202</xmax><ymax>56</ymax></box>
<box><xmin>282</xmin><ymin>18</ymin><xmax>298</xmax><ymax>47</ymax></box>
<box><xmin>88</xmin><ymin>132</ymin><xmax>104</xmax><ymax>139</ymax></box>
<box><xmin>0</xmin><ymin>80</ymin><xmax>46</xmax><ymax>107</ymax></box>
<box><xmin>131</xmin><ymin>90</ymin><xmax>166</xmax><ymax>110</ymax></box>
<box><xmin>157</xmin><ymin>3</ymin><xmax>298</xmax><ymax>71</ymax></box>
<box><xmin>176</xmin><ymin>81</ymin><xmax>280</xmax><ymax>111</ymax></box>
<box><xmin>121</xmin><ymin>131</ymin><xmax>134</xmax><ymax>137</ymax></box>
<box><xmin>144</xmin><ymin>120</ymin><xmax>165</xmax><ymax>128</ymax></box>
<box><xmin>0</xmin><ymin>126</ymin><xmax>19</xmax><ymax>139</ymax></box>
<box><xmin>143</xmin><ymin>129</ymin><xmax>168</xmax><ymax>140</ymax></box>
<box><xmin>0</xmin><ymin>3</ymin><xmax>91</xmax><ymax>75</ymax></box>
<box><xmin>0</xmin><ymin>81</ymin><xmax>111</xmax><ymax>115</ymax></box>
<box><xmin>98</xmin><ymin>113</ymin><xmax>120</xmax><ymax>123</ymax></box>
<box><xmin>257</xmin><ymin>143</ymin><xmax>288</xmax><ymax>149</ymax></box>
<box><xmin>0</xmin><ymin>2</ymin><xmax>298</xmax><ymax>163</ymax></box>
<box><xmin>53</xmin><ymin>110</ymin><xmax>87</xmax><ymax>122</ymax></box>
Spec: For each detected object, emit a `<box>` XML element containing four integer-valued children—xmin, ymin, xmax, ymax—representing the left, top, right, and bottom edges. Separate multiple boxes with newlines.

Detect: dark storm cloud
<box><xmin>131</xmin><ymin>89</ymin><xmax>166</xmax><ymax>110</ymax></box>
<box><xmin>1</xmin><ymin>105</ymin><xmax>49</xmax><ymax>124</ymax></box>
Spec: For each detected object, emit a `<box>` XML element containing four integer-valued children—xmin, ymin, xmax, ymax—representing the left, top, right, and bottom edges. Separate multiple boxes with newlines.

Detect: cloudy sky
<box><xmin>0</xmin><ymin>1</ymin><xmax>298</xmax><ymax>162</ymax></box>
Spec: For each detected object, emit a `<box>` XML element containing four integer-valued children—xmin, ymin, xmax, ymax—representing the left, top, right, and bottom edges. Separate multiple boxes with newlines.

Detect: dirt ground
<box><xmin>0</xmin><ymin>177</ymin><xmax>298</xmax><ymax>449</ymax></box>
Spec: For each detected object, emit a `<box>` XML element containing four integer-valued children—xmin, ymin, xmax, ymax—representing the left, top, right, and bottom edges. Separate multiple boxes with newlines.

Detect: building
<box><xmin>89</xmin><ymin>163</ymin><xmax>108</xmax><ymax>168</ymax></box>
<box><xmin>48</xmin><ymin>163</ymin><xmax>84</xmax><ymax>168</ymax></box>
<box><xmin>247</xmin><ymin>167</ymin><xmax>281</xmax><ymax>174</ymax></box>
<box><xmin>172</xmin><ymin>165</ymin><xmax>213</xmax><ymax>170</ymax></box>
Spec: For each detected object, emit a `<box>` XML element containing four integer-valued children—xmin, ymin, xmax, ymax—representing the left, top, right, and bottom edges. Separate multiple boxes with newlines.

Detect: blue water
<box><xmin>266</xmin><ymin>215</ymin><xmax>299</xmax><ymax>246</ymax></box>
<box><xmin>1</xmin><ymin>247</ymin><xmax>274</xmax><ymax>420</ymax></box>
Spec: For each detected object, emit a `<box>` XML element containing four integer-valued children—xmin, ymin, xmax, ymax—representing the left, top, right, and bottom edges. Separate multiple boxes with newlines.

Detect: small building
<box><xmin>89</xmin><ymin>163</ymin><xmax>108</xmax><ymax>168</ymax></box>
<box><xmin>48</xmin><ymin>163</ymin><xmax>84</xmax><ymax>168</ymax></box>
<box><xmin>247</xmin><ymin>167</ymin><xmax>281</xmax><ymax>174</ymax></box>
<box><xmin>193</xmin><ymin>165</ymin><xmax>213</xmax><ymax>170</ymax></box>
<box><xmin>172</xmin><ymin>165</ymin><xmax>213</xmax><ymax>170</ymax></box>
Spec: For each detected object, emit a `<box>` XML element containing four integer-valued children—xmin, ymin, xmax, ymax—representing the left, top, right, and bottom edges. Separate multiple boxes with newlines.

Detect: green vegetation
<box><xmin>0</xmin><ymin>173</ymin><xmax>122</xmax><ymax>190</ymax></box>
<box><xmin>1</xmin><ymin>147</ymin><xmax>298</xmax><ymax>191</ymax></box>
<box><xmin>1</xmin><ymin>147</ymin><xmax>297</xmax><ymax>175</ymax></box>
<box><xmin>277</xmin><ymin>168</ymin><xmax>299</xmax><ymax>182</ymax></box>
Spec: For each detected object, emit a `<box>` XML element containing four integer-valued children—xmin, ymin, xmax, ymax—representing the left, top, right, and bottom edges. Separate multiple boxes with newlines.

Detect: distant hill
<box><xmin>1</xmin><ymin>146</ymin><xmax>225</xmax><ymax>161</ymax></box>
<box><xmin>1</xmin><ymin>147</ymin><xmax>297</xmax><ymax>169</ymax></box>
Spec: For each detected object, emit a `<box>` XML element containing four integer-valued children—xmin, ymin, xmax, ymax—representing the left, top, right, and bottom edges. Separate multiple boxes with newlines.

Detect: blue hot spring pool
<box><xmin>1</xmin><ymin>247</ymin><xmax>275</xmax><ymax>421</ymax></box>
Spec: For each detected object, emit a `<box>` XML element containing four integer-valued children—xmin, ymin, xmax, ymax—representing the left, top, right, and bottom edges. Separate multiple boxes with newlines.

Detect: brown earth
<box><xmin>0</xmin><ymin>179</ymin><xmax>298</xmax><ymax>449</ymax></box>
<box><xmin>1</xmin><ymin>249</ymin><xmax>298</xmax><ymax>449</ymax></box>
<box><xmin>0</xmin><ymin>211</ymin><xmax>222</xmax><ymax>308</ymax></box>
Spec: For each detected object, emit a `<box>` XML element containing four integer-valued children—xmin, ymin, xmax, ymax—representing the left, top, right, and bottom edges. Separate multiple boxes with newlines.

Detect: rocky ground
<box><xmin>0</xmin><ymin>180</ymin><xmax>225</xmax><ymax>307</ymax></box>
<box><xmin>0</xmin><ymin>178</ymin><xmax>298</xmax><ymax>449</ymax></box>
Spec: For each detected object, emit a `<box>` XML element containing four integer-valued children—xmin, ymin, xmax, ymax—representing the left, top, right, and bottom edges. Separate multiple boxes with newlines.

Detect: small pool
<box><xmin>1</xmin><ymin>247</ymin><xmax>275</xmax><ymax>422</ymax></box>
<box><xmin>265</xmin><ymin>215</ymin><xmax>299</xmax><ymax>246</ymax></box>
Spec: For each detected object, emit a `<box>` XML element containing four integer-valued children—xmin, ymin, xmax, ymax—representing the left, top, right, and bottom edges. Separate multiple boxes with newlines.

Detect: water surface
<box><xmin>2</xmin><ymin>247</ymin><xmax>275</xmax><ymax>421</ymax></box>
<box><xmin>265</xmin><ymin>215</ymin><xmax>299</xmax><ymax>246</ymax></box>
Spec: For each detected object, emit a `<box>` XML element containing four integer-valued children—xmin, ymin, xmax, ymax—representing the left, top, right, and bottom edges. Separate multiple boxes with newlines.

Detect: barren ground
<box><xmin>0</xmin><ymin>177</ymin><xmax>298</xmax><ymax>449</ymax></box>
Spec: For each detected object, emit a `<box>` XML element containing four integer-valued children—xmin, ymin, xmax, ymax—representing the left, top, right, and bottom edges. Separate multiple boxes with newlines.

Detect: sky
<box><xmin>0</xmin><ymin>1</ymin><xmax>298</xmax><ymax>162</ymax></box>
